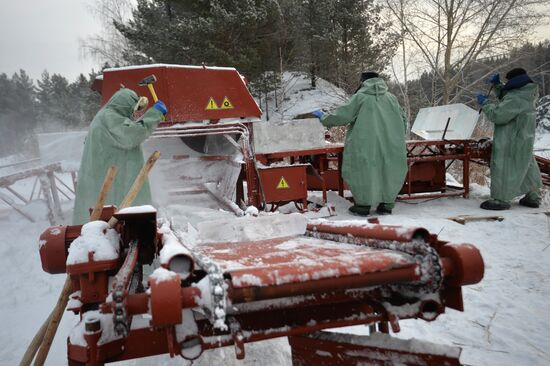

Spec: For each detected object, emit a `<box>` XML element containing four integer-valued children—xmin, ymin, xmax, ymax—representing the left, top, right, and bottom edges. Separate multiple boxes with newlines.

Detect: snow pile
<box><xmin>260</xmin><ymin>72</ymin><xmax>348</xmax><ymax>122</ymax></box>
<box><xmin>244</xmin><ymin>206</ymin><xmax>259</xmax><ymax>217</ymax></box>
<box><xmin>149</xmin><ymin>267</ymin><xmax>179</xmax><ymax>284</ymax></box>
<box><xmin>536</xmin><ymin>95</ymin><xmax>550</xmax><ymax>133</ymax></box>
<box><xmin>69</xmin><ymin>310</ymin><xmax>122</xmax><ymax>347</ymax></box>
<box><xmin>117</xmin><ymin>205</ymin><xmax>157</xmax><ymax>214</ymax></box>
<box><xmin>536</xmin><ymin>95</ymin><xmax>550</xmax><ymax>159</ymax></box>
<box><xmin>66</xmin><ymin>221</ymin><xmax>120</xmax><ymax>265</ymax></box>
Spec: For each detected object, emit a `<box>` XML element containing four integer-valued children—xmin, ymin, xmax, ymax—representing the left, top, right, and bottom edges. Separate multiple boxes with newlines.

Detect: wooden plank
<box><xmin>0</xmin><ymin>163</ymin><xmax>61</xmax><ymax>187</ymax></box>
<box><xmin>448</xmin><ymin>215</ymin><xmax>504</xmax><ymax>225</ymax></box>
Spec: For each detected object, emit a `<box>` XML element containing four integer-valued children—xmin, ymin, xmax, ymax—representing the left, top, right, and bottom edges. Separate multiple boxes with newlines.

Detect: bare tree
<box><xmin>385</xmin><ymin>0</ymin><xmax>550</xmax><ymax>105</ymax></box>
<box><xmin>80</xmin><ymin>0</ymin><xmax>135</xmax><ymax>67</ymax></box>
<box><xmin>388</xmin><ymin>0</ymin><xmax>412</xmax><ymax>121</ymax></box>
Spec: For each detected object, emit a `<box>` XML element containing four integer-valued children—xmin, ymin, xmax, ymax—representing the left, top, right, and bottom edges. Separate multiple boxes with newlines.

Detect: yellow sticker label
<box><xmin>220</xmin><ymin>96</ymin><xmax>234</xmax><ymax>109</ymax></box>
<box><xmin>206</xmin><ymin>97</ymin><xmax>219</xmax><ymax>110</ymax></box>
<box><xmin>277</xmin><ymin>176</ymin><xmax>290</xmax><ymax>189</ymax></box>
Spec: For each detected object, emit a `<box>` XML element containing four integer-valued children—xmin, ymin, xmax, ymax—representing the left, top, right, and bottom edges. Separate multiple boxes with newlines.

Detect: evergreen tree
<box><xmin>36</xmin><ymin>71</ymin><xmax>101</xmax><ymax>130</ymax></box>
<box><xmin>115</xmin><ymin>0</ymin><xmax>283</xmax><ymax>83</ymax></box>
<box><xmin>290</xmin><ymin>0</ymin><xmax>397</xmax><ymax>92</ymax></box>
<box><xmin>0</xmin><ymin>70</ymin><xmax>38</xmax><ymax>157</ymax></box>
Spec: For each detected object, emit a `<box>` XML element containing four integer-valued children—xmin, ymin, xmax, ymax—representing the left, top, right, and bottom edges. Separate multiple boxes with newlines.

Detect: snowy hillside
<box><xmin>536</xmin><ymin>95</ymin><xmax>550</xmax><ymax>159</ymax></box>
<box><xmin>259</xmin><ymin>72</ymin><xmax>349</xmax><ymax>122</ymax></box>
<box><xmin>537</xmin><ymin>95</ymin><xmax>550</xmax><ymax>133</ymax></box>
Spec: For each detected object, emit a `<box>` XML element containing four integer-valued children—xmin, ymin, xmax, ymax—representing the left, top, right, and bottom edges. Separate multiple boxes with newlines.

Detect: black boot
<box><xmin>480</xmin><ymin>199</ymin><xmax>510</xmax><ymax>211</ymax></box>
<box><xmin>519</xmin><ymin>194</ymin><xmax>540</xmax><ymax>208</ymax></box>
<box><xmin>349</xmin><ymin>205</ymin><xmax>370</xmax><ymax>216</ymax></box>
<box><xmin>376</xmin><ymin>203</ymin><xmax>393</xmax><ymax>215</ymax></box>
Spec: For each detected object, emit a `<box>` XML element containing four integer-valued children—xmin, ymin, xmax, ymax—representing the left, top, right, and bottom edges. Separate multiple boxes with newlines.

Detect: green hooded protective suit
<box><xmin>320</xmin><ymin>78</ymin><xmax>407</xmax><ymax>207</ymax></box>
<box><xmin>481</xmin><ymin>83</ymin><xmax>542</xmax><ymax>202</ymax></box>
<box><xmin>72</xmin><ymin>89</ymin><xmax>163</xmax><ymax>224</ymax></box>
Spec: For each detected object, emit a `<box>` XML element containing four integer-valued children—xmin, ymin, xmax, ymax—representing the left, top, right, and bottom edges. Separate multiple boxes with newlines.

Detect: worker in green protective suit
<box><xmin>72</xmin><ymin>88</ymin><xmax>167</xmax><ymax>224</ymax></box>
<box><xmin>313</xmin><ymin>72</ymin><xmax>407</xmax><ymax>216</ymax></box>
<box><xmin>477</xmin><ymin>68</ymin><xmax>542</xmax><ymax>210</ymax></box>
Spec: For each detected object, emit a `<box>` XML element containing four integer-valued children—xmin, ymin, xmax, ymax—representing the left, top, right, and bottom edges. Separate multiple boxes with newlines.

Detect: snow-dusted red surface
<box><xmin>196</xmin><ymin>236</ymin><xmax>413</xmax><ymax>288</ymax></box>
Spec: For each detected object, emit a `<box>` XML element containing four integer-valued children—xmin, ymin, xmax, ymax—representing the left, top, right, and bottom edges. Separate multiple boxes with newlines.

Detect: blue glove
<box><xmin>476</xmin><ymin>94</ymin><xmax>487</xmax><ymax>105</ymax></box>
<box><xmin>154</xmin><ymin>100</ymin><xmax>168</xmax><ymax>115</ymax></box>
<box><xmin>312</xmin><ymin>110</ymin><xmax>324</xmax><ymax>119</ymax></box>
<box><xmin>486</xmin><ymin>73</ymin><xmax>500</xmax><ymax>85</ymax></box>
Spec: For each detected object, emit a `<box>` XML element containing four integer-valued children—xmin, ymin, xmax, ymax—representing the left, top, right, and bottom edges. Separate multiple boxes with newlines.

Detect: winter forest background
<box><xmin>2</xmin><ymin>0</ymin><xmax>550</xmax><ymax>158</ymax></box>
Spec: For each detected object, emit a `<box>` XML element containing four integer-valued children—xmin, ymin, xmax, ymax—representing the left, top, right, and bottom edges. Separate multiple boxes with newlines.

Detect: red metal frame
<box><xmin>38</xmin><ymin>211</ymin><xmax>484</xmax><ymax>365</ymax></box>
<box><xmin>289</xmin><ymin>331</ymin><xmax>462</xmax><ymax>366</ymax></box>
<box><xmin>255</xmin><ymin>145</ymin><xmax>345</xmax><ymax>205</ymax></box>
<box><xmin>97</xmin><ymin>64</ymin><xmax>262</xmax><ymax>123</ymax></box>
<box><xmin>255</xmin><ymin>139</ymin><xmax>475</xmax><ymax>207</ymax></box>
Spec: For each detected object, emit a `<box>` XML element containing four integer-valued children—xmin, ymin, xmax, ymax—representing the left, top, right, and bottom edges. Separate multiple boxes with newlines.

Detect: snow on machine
<box><xmin>37</xmin><ymin>64</ymin><xmax>487</xmax><ymax>365</ymax></box>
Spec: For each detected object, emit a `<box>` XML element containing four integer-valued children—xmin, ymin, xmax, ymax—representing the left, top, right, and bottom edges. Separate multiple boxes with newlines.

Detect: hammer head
<box><xmin>138</xmin><ymin>74</ymin><xmax>157</xmax><ymax>86</ymax></box>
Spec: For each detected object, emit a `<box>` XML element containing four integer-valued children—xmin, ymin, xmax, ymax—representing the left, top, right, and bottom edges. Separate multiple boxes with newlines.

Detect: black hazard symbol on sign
<box><xmin>277</xmin><ymin>176</ymin><xmax>289</xmax><ymax>189</ymax></box>
<box><xmin>205</xmin><ymin>97</ymin><xmax>219</xmax><ymax>110</ymax></box>
<box><xmin>221</xmin><ymin>96</ymin><xmax>234</xmax><ymax>109</ymax></box>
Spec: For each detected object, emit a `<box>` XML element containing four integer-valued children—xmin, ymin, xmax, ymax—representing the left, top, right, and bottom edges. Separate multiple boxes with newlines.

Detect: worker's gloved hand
<box><xmin>154</xmin><ymin>100</ymin><xmax>168</xmax><ymax>115</ymax></box>
<box><xmin>312</xmin><ymin>110</ymin><xmax>324</xmax><ymax>119</ymax></box>
<box><xmin>476</xmin><ymin>94</ymin><xmax>488</xmax><ymax>105</ymax></box>
<box><xmin>486</xmin><ymin>73</ymin><xmax>500</xmax><ymax>85</ymax></box>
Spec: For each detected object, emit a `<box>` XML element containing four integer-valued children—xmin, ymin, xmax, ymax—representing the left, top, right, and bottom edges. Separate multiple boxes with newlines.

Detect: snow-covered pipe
<box><xmin>307</xmin><ymin>220</ymin><xmax>430</xmax><ymax>243</ymax></box>
<box><xmin>164</xmin><ymin>254</ymin><xmax>194</xmax><ymax>280</ymax></box>
<box><xmin>159</xmin><ymin>225</ymin><xmax>195</xmax><ymax>281</ymax></box>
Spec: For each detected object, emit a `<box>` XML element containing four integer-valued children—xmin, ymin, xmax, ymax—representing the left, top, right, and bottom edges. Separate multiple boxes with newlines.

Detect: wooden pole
<box><xmin>31</xmin><ymin>278</ymin><xmax>72</xmax><ymax>366</ymax></box>
<box><xmin>18</xmin><ymin>313</ymin><xmax>52</xmax><ymax>366</ymax></box>
<box><xmin>30</xmin><ymin>152</ymin><xmax>160</xmax><ymax>366</ymax></box>
<box><xmin>21</xmin><ymin>166</ymin><xmax>118</xmax><ymax>366</ymax></box>
<box><xmin>89</xmin><ymin>166</ymin><xmax>117</xmax><ymax>221</ymax></box>
<box><xmin>108</xmin><ymin>151</ymin><xmax>161</xmax><ymax>227</ymax></box>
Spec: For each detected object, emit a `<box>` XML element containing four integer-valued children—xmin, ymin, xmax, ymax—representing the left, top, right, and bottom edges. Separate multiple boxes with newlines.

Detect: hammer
<box><xmin>138</xmin><ymin>74</ymin><xmax>159</xmax><ymax>103</ymax></box>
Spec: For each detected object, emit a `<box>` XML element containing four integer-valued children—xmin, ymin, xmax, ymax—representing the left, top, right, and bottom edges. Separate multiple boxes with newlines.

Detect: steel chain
<box><xmin>305</xmin><ymin>230</ymin><xmax>443</xmax><ymax>295</ymax></box>
<box><xmin>112</xmin><ymin>240</ymin><xmax>139</xmax><ymax>337</ymax></box>
<box><xmin>173</xmin><ymin>229</ymin><xmax>228</xmax><ymax>331</ymax></box>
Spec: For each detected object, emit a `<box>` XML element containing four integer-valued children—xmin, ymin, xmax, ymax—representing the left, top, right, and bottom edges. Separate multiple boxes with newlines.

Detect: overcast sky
<box><xmin>1</xmin><ymin>1</ymin><xmax>549</xmax><ymax>83</ymax></box>
<box><xmin>0</xmin><ymin>0</ymin><xmax>101</xmax><ymax>82</ymax></box>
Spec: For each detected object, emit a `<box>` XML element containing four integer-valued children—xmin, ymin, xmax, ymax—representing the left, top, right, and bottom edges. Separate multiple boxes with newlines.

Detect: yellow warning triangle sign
<box><xmin>277</xmin><ymin>176</ymin><xmax>290</xmax><ymax>189</ymax></box>
<box><xmin>205</xmin><ymin>97</ymin><xmax>219</xmax><ymax>110</ymax></box>
<box><xmin>220</xmin><ymin>96</ymin><xmax>234</xmax><ymax>109</ymax></box>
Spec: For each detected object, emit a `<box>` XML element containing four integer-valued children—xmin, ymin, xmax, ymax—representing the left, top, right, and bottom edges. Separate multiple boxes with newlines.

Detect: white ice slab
<box><xmin>254</xmin><ymin>118</ymin><xmax>326</xmax><ymax>154</ymax></box>
<box><xmin>411</xmin><ymin>104</ymin><xmax>479</xmax><ymax>140</ymax></box>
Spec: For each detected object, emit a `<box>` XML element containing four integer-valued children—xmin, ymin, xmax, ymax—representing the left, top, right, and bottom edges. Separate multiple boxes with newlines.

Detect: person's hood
<box><xmin>357</xmin><ymin>77</ymin><xmax>388</xmax><ymax>96</ymax></box>
<box><xmin>499</xmin><ymin>74</ymin><xmax>534</xmax><ymax>99</ymax></box>
<box><xmin>105</xmin><ymin>88</ymin><xmax>139</xmax><ymax>116</ymax></box>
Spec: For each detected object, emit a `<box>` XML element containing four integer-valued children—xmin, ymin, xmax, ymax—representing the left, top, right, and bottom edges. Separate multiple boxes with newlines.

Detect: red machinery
<box><xmin>92</xmin><ymin>64</ymin><xmax>549</xmax><ymax>211</ymax></box>
<box><xmin>94</xmin><ymin>64</ymin><xmax>262</xmax><ymax>123</ymax></box>
<box><xmin>96</xmin><ymin>65</ymin><xmax>550</xmax><ymax>211</ymax></box>
<box><xmin>39</xmin><ymin>207</ymin><xmax>484</xmax><ymax>365</ymax></box>
<box><xmin>34</xmin><ymin>64</ymin><xmax>492</xmax><ymax>365</ymax></box>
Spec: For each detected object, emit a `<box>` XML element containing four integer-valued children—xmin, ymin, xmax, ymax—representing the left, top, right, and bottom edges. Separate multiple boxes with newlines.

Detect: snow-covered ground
<box><xmin>1</xmin><ymin>182</ymin><xmax>549</xmax><ymax>365</ymax></box>
<box><xmin>1</xmin><ymin>75</ymin><xmax>549</xmax><ymax>365</ymax></box>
